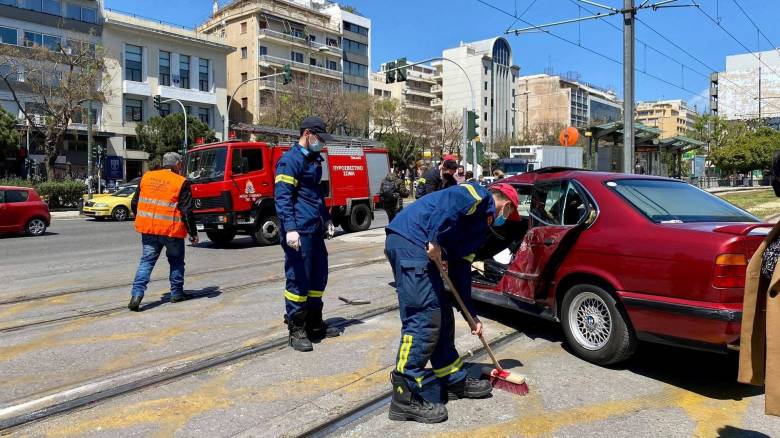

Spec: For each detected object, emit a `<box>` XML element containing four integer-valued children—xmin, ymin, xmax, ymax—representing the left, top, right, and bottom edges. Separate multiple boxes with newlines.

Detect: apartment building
<box><xmin>515</xmin><ymin>73</ymin><xmax>622</xmax><ymax>139</ymax></box>
<box><xmin>101</xmin><ymin>10</ymin><xmax>232</xmax><ymax>179</ymax></box>
<box><xmin>199</xmin><ymin>0</ymin><xmax>371</xmax><ymax>130</ymax></box>
<box><xmin>710</xmin><ymin>48</ymin><xmax>780</xmax><ymax>129</ymax></box>
<box><xmin>635</xmin><ymin>99</ymin><xmax>697</xmax><ymax>139</ymax></box>
<box><xmin>0</xmin><ymin>0</ymin><xmax>102</xmax><ymax>177</ymax></box>
<box><xmin>438</xmin><ymin>37</ymin><xmax>520</xmax><ymax>145</ymax></box>
<box><xmin>370</xmin><ymin>61</ymin><xmax>440</xmax><ymax>141</ymax></box>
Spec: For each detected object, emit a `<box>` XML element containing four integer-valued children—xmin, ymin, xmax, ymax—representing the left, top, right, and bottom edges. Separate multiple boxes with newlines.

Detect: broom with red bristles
<box><xmin>433</xmin><ymin>258</ymin><xmax>529</xmax><ymax>396</ymax></box>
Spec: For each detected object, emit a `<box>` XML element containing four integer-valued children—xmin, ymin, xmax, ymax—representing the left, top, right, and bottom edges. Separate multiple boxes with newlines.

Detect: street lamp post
<box><xmin>161</xmin><ymin>98</ymin><xmax>188</xmax><ymax>156</ymax></box>
<box><xmin>224</xmin><ymin>71</ymin><xmax>287</xmax><ymax>139</ymax></box>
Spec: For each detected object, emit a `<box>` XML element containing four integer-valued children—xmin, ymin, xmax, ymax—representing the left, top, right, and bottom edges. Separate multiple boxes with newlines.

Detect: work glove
<box><xmin>286</xmin><ymin>231</ymin><xmax>301</xmax><ymax>250</ymax></box>
<box><xmin>326</xmin><ymin>221</ymin><xmax>335</xmax><ymax>239</ymax></box>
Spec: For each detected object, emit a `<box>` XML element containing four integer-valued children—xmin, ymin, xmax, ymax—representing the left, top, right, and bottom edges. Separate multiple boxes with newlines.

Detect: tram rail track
<box><xmin>0</xmin><ymin>296</ymin><xmax>401</xmax><ymax>432</ymax></box>
<box><xmin>295</xmin><ymin>331</ymin><xmax>523</xmax><ymax>438</ymax></box>
<box><xmin>0</xmin><ymin>256</ymin><xmax>387</xmax><ymax>334</ymax></box>
<box><xmin>0</xmin><ymin>245</ymin><xmax>376</xmax><ymax>307</ymax></box>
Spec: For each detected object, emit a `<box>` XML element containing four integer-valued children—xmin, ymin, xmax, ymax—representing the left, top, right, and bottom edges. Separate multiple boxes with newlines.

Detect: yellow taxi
<box><xmin>82</xmin><ymin>185</ymin><xmax>137</xmax><ymax>221</ymax></box>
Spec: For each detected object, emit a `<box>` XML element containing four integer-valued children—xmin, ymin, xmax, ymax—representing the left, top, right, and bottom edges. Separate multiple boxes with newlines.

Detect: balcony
<box><xmin>405</xmin><ymin>87</ymin><xmax>434</xmax><ymax>98</ymax></box>
<box><xmin>403</xmin><ymin>101</ymin><xmax>434</xmax><ymax>111</ymax></box>
<box><xmin>431</xmin><ymin>84</ymin><xmax>442</xmax><ymax>94</ymax></box>
<box><xmin>258</xmin><ymin>29</ymin><xmax>341</xmax><ymax>55</ymax></box>
<box><xmin>259</xmin><ymin>55</ymin><xmax>342</xmax><ymax>79</ymax></box>
<box><xmin>123</xmin><ymin>80</ymin><xmax>152</xmax><ymax>97</ymax></box>
<box><xmin>159</xmin><ymin>85</ymin><xmax>217</xmax><ymax>106</ymax></box>
<box><xmin>431</xmin><ymin>98</ymin><xmax>442</xmax><ymax>107</ymax></box>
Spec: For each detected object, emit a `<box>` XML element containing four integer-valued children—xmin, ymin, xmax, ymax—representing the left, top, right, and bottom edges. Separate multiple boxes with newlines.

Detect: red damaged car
<box><xmin>471</xmin><ymin>169</ymin><xmax>769</xmax><ymax>365</ymax></box>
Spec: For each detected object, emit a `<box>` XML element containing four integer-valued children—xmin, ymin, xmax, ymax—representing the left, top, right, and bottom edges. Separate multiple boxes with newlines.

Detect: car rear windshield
<box><xmin>608</xmin><ymin>179</ymin><xmax>758</xmax><ymax>223</ymax></box>
<box><xmin>187</xmin><ymin>147</ymin><xmax>227</xmax><ymax>182</ymax></box>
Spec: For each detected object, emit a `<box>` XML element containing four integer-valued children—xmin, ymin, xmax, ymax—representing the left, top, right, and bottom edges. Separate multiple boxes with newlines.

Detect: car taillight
<box><xmin>713</xmin><ymin>253</ymin><xmax>747</xmax><ymax>288</ymax></box>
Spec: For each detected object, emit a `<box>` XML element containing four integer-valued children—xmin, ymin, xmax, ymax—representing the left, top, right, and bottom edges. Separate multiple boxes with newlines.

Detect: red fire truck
<box><xmin>185</xmin><ymin>138</ymin><xmax>389</xmax><ymax>246</ymax></box>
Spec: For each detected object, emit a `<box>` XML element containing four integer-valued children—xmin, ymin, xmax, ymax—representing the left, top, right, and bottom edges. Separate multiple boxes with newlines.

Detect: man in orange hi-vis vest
<box><xmin>128</xmin><ymin>152</ymin><xmax>199</xmax><ymax>311</ymax></box>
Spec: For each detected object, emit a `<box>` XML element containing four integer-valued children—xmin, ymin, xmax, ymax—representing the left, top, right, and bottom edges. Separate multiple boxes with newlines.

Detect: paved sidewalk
<box><xmin>50</xmin><ymin>210</ymin><xmax>82</xmax><ymax>219</ymax></box>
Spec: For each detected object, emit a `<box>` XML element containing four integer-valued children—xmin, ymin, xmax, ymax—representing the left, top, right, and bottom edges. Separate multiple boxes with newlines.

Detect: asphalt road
<box><xmin>1</xmin><ymin>211</ymin><xmax>779</xmax><ymax>437</ymax></box>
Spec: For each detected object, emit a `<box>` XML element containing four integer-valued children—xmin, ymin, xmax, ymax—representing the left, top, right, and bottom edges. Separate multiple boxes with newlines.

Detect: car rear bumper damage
<box><xmin>619</xmin><ymin>291</ymin><xmax>742</xmax><ymax>348</ymax></box>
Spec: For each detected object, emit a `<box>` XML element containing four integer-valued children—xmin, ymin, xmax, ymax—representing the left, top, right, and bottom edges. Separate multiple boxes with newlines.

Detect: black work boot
<box><xmin>306</xmin><ymin>308</ymin><xmax>341</xmax><ymax>341</ymax></box>
<box><xmin>388</xmin><ymin>371</ymin><xmax>448</xmax><ymax>423</ymax></box>
<box><xmin>128</xmin><ymin>296</ymin><xmax>142</xmax><ymax>312</ymax></box>
<box><xmin>287</xmin><ymin>311</ymin><xmax>313</xmax><ymax>352</ymax></box>
<box><xmin>447</xmin><ymin>376</ymin><xmax>492</xmax><ymax>400</ymax></box>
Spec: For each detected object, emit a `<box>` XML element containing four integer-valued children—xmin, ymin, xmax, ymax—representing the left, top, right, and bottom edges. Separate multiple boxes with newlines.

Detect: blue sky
<box><xmin>105</xmin><ymin>0</ymin><xmax>780</xmax><ymax>110</ymax></box>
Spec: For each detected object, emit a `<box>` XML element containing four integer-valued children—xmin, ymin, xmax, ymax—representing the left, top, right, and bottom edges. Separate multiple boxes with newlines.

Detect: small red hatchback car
<box><xmin>471</xmin><ymin>169</ymin><xmax>769</xmax><ymax>365</ymax></box>
<box><xmin>0</xmin><ymin>186</ymin><xmax>51</xmax><ymax>236</ymax></box>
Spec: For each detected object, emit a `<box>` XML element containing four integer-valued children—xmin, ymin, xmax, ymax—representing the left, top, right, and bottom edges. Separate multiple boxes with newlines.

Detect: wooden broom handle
<box><xmin>433</xmin><ymin>258</ymin><xmax>504</xmax><ymax>372</ymax></box>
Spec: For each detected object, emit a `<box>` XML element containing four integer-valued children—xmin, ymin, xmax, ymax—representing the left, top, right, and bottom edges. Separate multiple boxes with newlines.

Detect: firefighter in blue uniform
<box><xmin>384</xmin><ymin>182</ymin><xmax>518</xmax><ymax>423</ymax></box>
<box><xmin>275</xmin><ymin>116</ymin><xmax>340</xmax><ymax>352</ymax></box>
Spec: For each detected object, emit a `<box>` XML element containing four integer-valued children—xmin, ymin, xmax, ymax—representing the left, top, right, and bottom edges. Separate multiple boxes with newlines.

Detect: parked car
<box><xmin>82</xmin><ymin>185</ymin><xmax>137</xmax><ymax>221</ymax></box>
<box><xmin>0</xmin><ymin>186</ymin><xmax>51</xmax><ymax>236</ymax></box>
<box><xmin>471</xmin><ymin>168</ymin><xmax>769</xmax><ymax>365</ymax></box>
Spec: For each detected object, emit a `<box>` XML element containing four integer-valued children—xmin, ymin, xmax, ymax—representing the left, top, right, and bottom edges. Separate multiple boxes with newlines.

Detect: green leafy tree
<box><xmin>0</xmin><ymin>44</ymin><xmax>110</xmax><ymax>180</ymax></box>
<box><xmin>0</xmin><ymin>107</ymin><xmax>19</xmax><ymax>158</ymax></box>
<box><xmin>136</xmin><ymin>113</ymin><xmax>216</xmax><ymax>164</ymax></box>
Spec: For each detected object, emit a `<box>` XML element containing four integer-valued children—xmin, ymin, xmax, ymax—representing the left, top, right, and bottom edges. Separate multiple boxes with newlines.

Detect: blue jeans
<box><xmin>131</xmin><ymin>234</ymin><xmax>185</xmax><ymax>299</ymax></box>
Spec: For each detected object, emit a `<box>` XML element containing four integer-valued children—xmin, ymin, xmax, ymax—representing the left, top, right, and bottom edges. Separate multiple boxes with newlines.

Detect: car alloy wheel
<box><xmin>568</xmin><ymin>291</ymin><xmax>613</xmax><ymax>351</ymax></box>
<box><xmin>112</xmin><ymin>206</ymin><xmax>129</xmax><ymax>221</ymax></box>
<box><xmin>27</xmin><ymin>218</ymin><xmax>46</xmax><ymax>236</ymax></box>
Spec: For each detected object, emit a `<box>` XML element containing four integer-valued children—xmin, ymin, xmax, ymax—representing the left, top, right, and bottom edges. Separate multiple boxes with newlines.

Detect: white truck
<box><xmin>502</xmin><ymin>145</ymin><xmax>583</xmax><ymax>175</ymax></box>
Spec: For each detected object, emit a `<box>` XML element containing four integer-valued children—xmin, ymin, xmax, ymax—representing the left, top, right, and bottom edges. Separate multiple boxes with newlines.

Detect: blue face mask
<box><xmin>308</xmin><ymin>134</ymin><xmax>323</xmax><ymax>153</ymax></box>
<box><xmin>493</xmin><ymin>213</ymin><xmax>506</xmax><ymax>227</ymax></box>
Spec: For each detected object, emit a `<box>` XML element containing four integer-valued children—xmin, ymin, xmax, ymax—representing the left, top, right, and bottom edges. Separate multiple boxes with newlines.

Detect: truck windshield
<box><xmin>608</xmin><ymin>179</ymin><xmax>759</xmax><ymax>223</ymax></box>
<box><xmin>187</xmin><ymin>147</ymin><xmax>227</xmax><ymax>182</ymax></box>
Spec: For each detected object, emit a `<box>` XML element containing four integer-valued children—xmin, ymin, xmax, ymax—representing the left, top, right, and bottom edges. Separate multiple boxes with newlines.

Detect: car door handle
<box><xmin>543</xmin><ymin>238</ymin><xmax>555</xmax><ymax>246</ymax></box>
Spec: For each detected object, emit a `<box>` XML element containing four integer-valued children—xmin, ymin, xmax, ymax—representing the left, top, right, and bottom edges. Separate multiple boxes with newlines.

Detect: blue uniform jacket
<box><xmin>274</xmin><ymin>144</ymin><xmax>330</xmax><ymax>234</ymax></box>
<box><xmin>387</xmin><ymin>182</ymin><xmax>495</xmax><ymax>260</ymax></box>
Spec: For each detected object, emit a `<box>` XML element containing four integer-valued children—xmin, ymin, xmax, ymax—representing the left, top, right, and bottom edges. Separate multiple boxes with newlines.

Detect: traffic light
<box><xmin>153</xmin><ymin>95</ymin><xmax>161</xmax><ymax>110</ymax></box>
<box><xmin>282</xmin><ymin>65</ymin><xmax>292</xmax><ymax>85</ymax></box>
<box><xmin>466</xmin><ymin>141</ymin><xmax>485</xmax><ymax>163</ymax></box>
<box><xmin>466</xmin><ymin>110</ymin><xmax>479</xmax><ymax>140</ymax></box>
<box><xmin>385</xmin><ymin>61</ymin><xmax>396</xmax><ymax>83</ymax></box>
<box><xmin>91</xmin><ymin>144</ymin><xmax>103</xmax><ymax>164</ymax></box>
<box><xmin>396</xmin><ymin>58</ymin><xmax>408</xmax><ymax>82</ymax></box>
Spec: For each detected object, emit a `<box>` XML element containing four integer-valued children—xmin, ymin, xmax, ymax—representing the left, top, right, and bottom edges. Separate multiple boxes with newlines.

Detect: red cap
<box><xmin>442</xmin><ymin>154</ymin><xmax>457</xmax><ymax>161</ymax></box>
<box><xmin>490</xmin><ymin>183</ymin><xmax>521</xmax><ymax>221</ymax></box>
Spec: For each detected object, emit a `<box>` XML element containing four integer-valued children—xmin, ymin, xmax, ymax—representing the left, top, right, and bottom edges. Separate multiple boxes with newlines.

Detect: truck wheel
<box><xmin>206</xmin><ymin>230</ymin><xmax>236</xmax><ymax>246</ymax></box>
<box><xmin>561</xmin><ymin>284</ymin><xmax>636</xmax><ymax>366</ymax></box>
<box><xmin>252</xmin><ymin>215</ymin><xmax>280</xmax><ymax>246</ymax></box>
<box><xmin>343</xmin><ymin>204</ymin><xmax>372</xmax><ymax>233</ymax></box>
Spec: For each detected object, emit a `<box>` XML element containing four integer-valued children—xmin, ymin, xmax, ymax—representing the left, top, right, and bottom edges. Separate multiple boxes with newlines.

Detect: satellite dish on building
<box><xmin>559</xmin><ymin>126</ymin><xmax>579</xmax><ymax>147</ymax></box>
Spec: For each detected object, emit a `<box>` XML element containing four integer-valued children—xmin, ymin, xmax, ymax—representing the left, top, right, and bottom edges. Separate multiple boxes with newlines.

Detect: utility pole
<box><xmin>505</xmin><ymin>0</ymin><xmax>689</xmax><ymax>174</ymax></box>
<box><xmin>623</xmin><ymin>0</ymin><xmax>635</xmax><ymax>174</ymax></box>
<box><xmin>87</xmin><ymin>100</ymin><xmax>94</xmax><ymax>199</ymax></box>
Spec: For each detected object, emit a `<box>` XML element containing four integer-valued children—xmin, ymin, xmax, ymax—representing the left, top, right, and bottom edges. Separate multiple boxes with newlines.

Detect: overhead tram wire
<box><xmin>635</xmin><ymin>16</ymin><xmax>780</xmax><ymax>115</ymax></box>
<box><xmin>475</xmin><ymin>0</ymin><xmax>720</xmax><ymax>105</ymax></box>
<box><xmin>474</xmin><ymin>0</ymin><xmax>764</xmax><ymax>119</ymax></box>
<box><xmin>694</xmin><ymin>1</ymin><xmax>780</xmax><ymax>79</ymax></box>
<box><xmin>729</xmin><ymin>0</ymin><xmax>779</xmax><ymax>55</ymax></box>
<box><xmin>565</xmin><ymin>0</ymin><xmax>710</xmax><ymax>79</ymax></box>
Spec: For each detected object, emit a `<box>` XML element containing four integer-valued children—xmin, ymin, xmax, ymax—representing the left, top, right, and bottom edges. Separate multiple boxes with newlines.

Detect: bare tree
<box><xmin>0</xmin><ymin>43</ymin><xmax>109</xmax><ymax>180</ymax></box>
<box><xmin>441</xmin><ymin>113</ymin><xmax>463</xmax><ymax>156</ymax></box>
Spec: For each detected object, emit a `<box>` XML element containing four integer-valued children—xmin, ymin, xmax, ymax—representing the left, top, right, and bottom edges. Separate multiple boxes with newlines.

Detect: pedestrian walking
<box><xmin>420</xmin><ymin>159</ymin><xmax>458</xmax><ymax>198</ymax></box>
<box><xmin>739</xmin><ymin>151</ymin><xmax>780</xmax><ymax>416</ymax></box>
<box><xmin>384</xmin><ymin>182</ymin><xmax>519</xmax><ymax>423</ymax></box>
<box><xmin>128</xmin><ymin>153</ymin><xmax>199</xmax><ymax>311</ymax></box>
<box><xmin>465</xmin><ymin>171</ymin><xmax>475</xmax><ymax>183</ymax></box>
<box><xmin>380</xmin><ymin>171</ymin><xmax>410</xmax><ymax>222</ymax></box>
<box><xmin>275</xmin><ymin>116</ymin><xmax>341</xmax><ymax>352</ymax></box>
